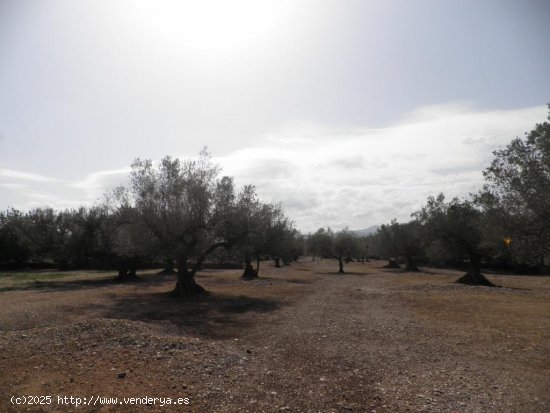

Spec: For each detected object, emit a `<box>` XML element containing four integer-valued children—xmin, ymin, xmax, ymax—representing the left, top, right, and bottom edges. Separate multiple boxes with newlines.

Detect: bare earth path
<box><xmin>1</xmin><ymin>260</ymin><xmax>549</xmax><ymax>412</ymax></box>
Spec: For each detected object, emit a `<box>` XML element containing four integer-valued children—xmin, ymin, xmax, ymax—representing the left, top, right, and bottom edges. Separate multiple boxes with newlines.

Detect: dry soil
<box><xmin>1</xmin><ymin>259</ymin><xmax>549</xmax><ymax>412</ymax></box>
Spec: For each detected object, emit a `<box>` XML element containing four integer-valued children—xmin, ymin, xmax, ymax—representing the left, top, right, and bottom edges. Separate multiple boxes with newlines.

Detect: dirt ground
<box><xmin>1</xmin><ymin>259</ymin><xmax>549</xmax><ymax>412</ymax></box>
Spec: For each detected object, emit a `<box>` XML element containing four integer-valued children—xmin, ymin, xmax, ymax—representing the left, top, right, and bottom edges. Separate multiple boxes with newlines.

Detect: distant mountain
<box><xmin>352</xmin><ymin>225</ymin><xmax>379</xmax><ymax>237</ymax></box>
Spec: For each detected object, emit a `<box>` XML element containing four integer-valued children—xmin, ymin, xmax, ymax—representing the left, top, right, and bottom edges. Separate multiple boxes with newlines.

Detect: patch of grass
<box><xmin>0</xmin><ymin>270</ymin><xmax>115</xmax><ymax>291</ymax></box>
<box><xmin>0</xmin><ymin>271</ymin><xmax>73</xmax><ymax>280</ymax></box>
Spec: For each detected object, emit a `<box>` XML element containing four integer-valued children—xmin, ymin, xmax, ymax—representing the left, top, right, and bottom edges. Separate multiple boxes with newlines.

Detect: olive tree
<box><xmin>130</xmin><ymin>149</ymin><xmax>244</xmax><ymax>296</ymax></box>
<box><xmin>264</xmin><ymin>207</ymin><xmax>296</xmax><ymax>268</ymax></box>
<box><xmin>414</xmin><ymin>194</ymin><xmax>496</xmax><ymax>286</ymax></box>
<box><xmin>356</xmin><ymin>235</ymin><xmax>370</xmax><ymax>263</ymax></box>
<box><xmin>233</xmin><ymin>198</ymin><xmax>297</xmax><ymax>279</ymax></box>
<box><xmin>308</xmin><ymin>227</ymin><xmax>358</xmax><ymax>273</ymax></box>
<box><xmin>101</xmin><ymin>186</ymin><xmax>156</xmax><ymax>280</ymax></box>
<box><xmin>375</xmin><ymin>220</ymin><xmax>400</xmax><ymax>268</ymax></box>
<box><xmin>0</xmin><ymin>209</ymin><xmax>31</xmax><ymax>268</ymax></box>
<box><xmin>477</xmin><ymin>107</ymin><xmax>550</xmax><ymax>270</ymax></box>
<box><xmin>377</xmin><ymin>219</ymin><xmax>423</xmax><ymax>271</ymax></box>
<box><xmin>228</xmin><ymin>184</ymin><xmax>266</xmax><ymax>279</ymax></box>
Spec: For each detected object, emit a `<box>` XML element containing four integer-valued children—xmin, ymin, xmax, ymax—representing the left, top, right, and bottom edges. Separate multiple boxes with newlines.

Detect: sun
<box><xmin>134</xmin><ymin>0</ymin><xmax>292</xmax><ymax>54</ymax></box>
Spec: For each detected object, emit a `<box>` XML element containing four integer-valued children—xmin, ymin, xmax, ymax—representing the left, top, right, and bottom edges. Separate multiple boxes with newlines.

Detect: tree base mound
<box><xmin>456</xmin><ymin>271</ymin><xmax>497</xmax><ymax>287</ymax></box>
<box><xmin>241</xmin><ymin>266</ymin><xmax>258</xmax><ymax>280</ymax></box>
<box><xmin>115</xmin><ymin>272</ymin><xmax>141</xmax><ymax>282</ymax></box>
<box><xmin>171</xmin><ymin>282</ymin><xmax>209</xmax><ymax>297</ymax></box>
<box><xmin>157</xmin><ymin>268</ymin><xmax>177</xmax><ymax>275</ymax></box>
<box><xmin>241</xmin><ymin>273</ymin><xmax>259</xmax><ymax>280</ymax></box>
<box><xmin>115</xmin><ymin>277</ymin><xmax>141</xmax><ymax>283</ymax></box>
<box><xmin>384</xmin><ymin>259</ymin><xmax>400</xmax><ymax>269</ymax></box>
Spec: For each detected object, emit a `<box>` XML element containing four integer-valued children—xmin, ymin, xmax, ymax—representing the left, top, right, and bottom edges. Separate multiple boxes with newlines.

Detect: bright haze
<box><xmin>1</xmin><ymin>0</ymin><xmax>549</xmax><ymax>232</ymax></box>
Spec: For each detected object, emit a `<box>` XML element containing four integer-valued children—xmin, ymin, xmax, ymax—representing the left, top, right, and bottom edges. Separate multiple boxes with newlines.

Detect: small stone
<box><xmin>117</xmin><ymin>372</ymin><xmax>126</xmax><ymax>379</ymax></box>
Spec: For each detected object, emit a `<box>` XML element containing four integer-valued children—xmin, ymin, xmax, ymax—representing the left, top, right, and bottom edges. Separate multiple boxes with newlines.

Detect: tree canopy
<box><xmin>1</xmin><ymin>109</ymin><xmax>549</xmax><ymax>290</ymax></box>
<box><xmin>308</xmin><ymin>227</ymin><xmax>359</xmax><ymax>273</ymax></box>
<box><xmin>128</xmin><ymin>149</ymin><xmax>296</xmax><ymax>295</ymax></box>
<box><xmin>476</xmin><ymin>107</ymin><xmax>550</xmax><ymax>268</ymax></box>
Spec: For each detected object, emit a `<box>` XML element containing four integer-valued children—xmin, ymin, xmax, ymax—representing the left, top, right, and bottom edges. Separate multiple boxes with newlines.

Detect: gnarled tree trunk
<box><xmin>404</xmin><ymin>255</ymin><xmax>419</xmax><ymax>272</ymax></box>
<box><xmin>241</xmin><ymin>253</ymin><xmax>258</xmax><ymax>279</ymax></box>
<box><xmin>158</xmin><ymin>257</ymin><xmax>176</xmax><ymax>275</ymax></box>
<box><xmin>384</xmin><ymin>258</ymin><xmax>400</xmax><ymax>268</ymax></box>
<box><xmin>172</xmin><ymin>241</ymin><xmax>229</xmax><ymax>296</ymax></box>
<box><xmin>117</xmin><ymin>260</ymin><xmax>139</xmax><ymax>281</ymax></box>
<box><xmin>456</xmin><ymin>254</ymin><xmax>496</xmax><ymax>287</ymax></box>
<box><xmin>173</xmin><ymin>256</ymin><xmax>207</xmax><ymax>296</ymax></box>
<box><xmin>338</xmin><ymin>256</ymin><xmax>345</xmax><ymax>273</ymax></box>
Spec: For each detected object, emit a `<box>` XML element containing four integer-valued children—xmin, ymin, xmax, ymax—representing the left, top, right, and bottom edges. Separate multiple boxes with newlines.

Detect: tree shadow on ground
<box><xmin>91</xmin><ymin>291</ymin><xmax>282</xmax><ymax>339</ymax></box>
<box><xmin>378</xmin><ymin>267</ymin><xmax>405</xmax><ymax>274</ymax></box>
<box><xmin>258</xmin><ymin>276</ymin><xmax>314</xmax><ymax>284</ymax></box>
<box><xmin>280</xmin><ymin>278</ymin><xmax>312</xmax><ymax>284</ymax></box>
<box><xmin>316</xmin><ymin>271</ymin><xmax>367</xmax><ymax>276</ymax></box>
<box><xmin>0</xmin><ymin>273</ymin><xmax>174</xmax><ymax>293</ymax></box>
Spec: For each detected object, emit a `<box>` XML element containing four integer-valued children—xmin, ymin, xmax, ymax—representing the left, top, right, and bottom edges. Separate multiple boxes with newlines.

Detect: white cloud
<box><xmin>218</xmin><ymin>104</ymin><xmax>546</xmax><ymax>232</ymax></box>
<box><xmin>0</xmin><ymin>168</ymin><xmax>60</xmax><ymax>182</ymax></box>
<box><xmin>71</xmin><ymin>168</ymin><xmax>130</xmax><ymax>199</ymax></box>
<box><xmin>0</xmin><ymin>167</ymin><xmax>129</xmax><ymax>211</ymax></box>
<box><xmin>0</xmin><ymin>104</ymin><xmax>545</xmax><ymax>231</ymax></box>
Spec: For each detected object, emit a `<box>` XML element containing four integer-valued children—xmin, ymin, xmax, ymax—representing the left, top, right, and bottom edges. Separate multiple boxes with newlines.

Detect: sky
<box><xmin>0</xmin><ymin>0</ymin><xmax>549</xmax><ymax>232</ymax></box>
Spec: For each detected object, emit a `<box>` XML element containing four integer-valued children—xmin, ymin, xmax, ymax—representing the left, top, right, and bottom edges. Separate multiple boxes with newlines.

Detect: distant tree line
<box><xmin>2</xmin><ymin>110</ymin><xmax>548</xmax><ymax>289</ymax></box>
<box><xmin>306</xmin><ymin>107</ymin><xmax>550</xmax><ymax>285</ymax></box>
<box><xmin>0</xmin><ymin>149</ymin><xmax>303</xmax><ymax>295</ymax></box>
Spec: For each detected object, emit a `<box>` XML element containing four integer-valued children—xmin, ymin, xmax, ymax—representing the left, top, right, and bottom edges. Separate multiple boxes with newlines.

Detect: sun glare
<box><xmin>134</xmin><ymin>0</ymin><xmax>292</xmax><ymax>54</ymax></box>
